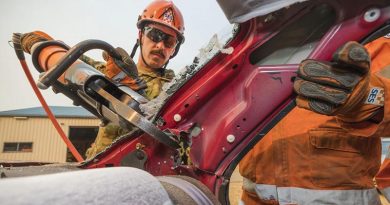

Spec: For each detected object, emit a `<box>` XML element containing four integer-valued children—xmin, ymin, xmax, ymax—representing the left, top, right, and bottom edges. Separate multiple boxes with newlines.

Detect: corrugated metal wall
<box><xmin>0</xmin><ymin>116</ymin><xmax>99</xmax><ymax>163</ymax></box>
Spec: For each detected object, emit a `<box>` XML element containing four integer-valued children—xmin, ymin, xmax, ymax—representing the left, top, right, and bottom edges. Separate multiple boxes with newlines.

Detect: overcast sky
<box><xmin>0</xmin><ymin>0</ymin><xmax>230</xmax><ymax>111</ymax></box>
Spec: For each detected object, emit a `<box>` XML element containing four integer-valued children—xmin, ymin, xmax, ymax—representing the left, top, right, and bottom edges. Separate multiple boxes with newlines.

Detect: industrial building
<box><xmin>0</xmin><ymin>106</ymin><xmax>99</xmax><ymax>163</ymax></box>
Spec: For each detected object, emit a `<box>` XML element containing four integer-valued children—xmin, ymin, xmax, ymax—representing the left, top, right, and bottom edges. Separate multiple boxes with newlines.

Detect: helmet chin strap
<box><xmin>130</xmin><ymin>39</ymin><xmax>139</xmax><ymax>59</ymax></box>
<box><xmin>140</xmin><ymin>43</ymin><xmax>154</xmax><ymax>69</ymax></box>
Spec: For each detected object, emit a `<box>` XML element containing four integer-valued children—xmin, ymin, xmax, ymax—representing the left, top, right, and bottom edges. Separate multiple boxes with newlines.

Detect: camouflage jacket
<box><xmin>79</xmin><ymin>55</ymin><xmax>175</xmax><ymax>100</ymax></box>
<box><xmin>81</xmin><ymin>54</ymin><xmax>175</xmax><ymax>159</ymax></box>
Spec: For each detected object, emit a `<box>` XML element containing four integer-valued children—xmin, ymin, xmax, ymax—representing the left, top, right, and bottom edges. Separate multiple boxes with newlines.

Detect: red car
<box><xmin>3</xmin><ymin>0</ymin><xmax>390</xmax><ymax>204</ymax></box>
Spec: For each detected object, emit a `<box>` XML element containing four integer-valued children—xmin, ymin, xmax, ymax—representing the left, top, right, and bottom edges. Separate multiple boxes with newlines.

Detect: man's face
<box><xmin>140</xmin><ymin>23</ymin><xmax>178</xmax><ymax>70</ymax></box>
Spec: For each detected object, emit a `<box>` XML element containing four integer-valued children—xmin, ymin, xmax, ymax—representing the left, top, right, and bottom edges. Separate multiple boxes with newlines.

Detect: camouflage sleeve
<box><xmin>79</xmin><ymin>55</ymin><xmax>107</xmax><ymax>74</ymax></box>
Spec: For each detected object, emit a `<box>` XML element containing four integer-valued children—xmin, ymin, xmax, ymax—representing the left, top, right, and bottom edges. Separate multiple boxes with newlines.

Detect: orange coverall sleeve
<box><xmin>365</xmin><ymin>36</ymin><xmax>390</xmax><ymax>202</ymax></box>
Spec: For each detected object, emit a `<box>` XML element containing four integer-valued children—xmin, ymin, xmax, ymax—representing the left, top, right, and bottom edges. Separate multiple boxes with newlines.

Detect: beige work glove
<box><xmin>294</xmin><ymin>41</ymin><xmax>384</xmax><ymax>122</ymax></box>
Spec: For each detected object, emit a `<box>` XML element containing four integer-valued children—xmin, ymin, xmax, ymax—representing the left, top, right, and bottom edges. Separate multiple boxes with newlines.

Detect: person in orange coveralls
<box><xmin>239</xmin><ymin>34</ymin><xmax>390</xmax><ymax>204</ymax></box>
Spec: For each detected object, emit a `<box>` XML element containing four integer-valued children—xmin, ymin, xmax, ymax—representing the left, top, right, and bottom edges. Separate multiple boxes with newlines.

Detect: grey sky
<box><xmin>0</xmin><ymin>0</ymin><xmax>229</xmax><ymax>111</ymax></box>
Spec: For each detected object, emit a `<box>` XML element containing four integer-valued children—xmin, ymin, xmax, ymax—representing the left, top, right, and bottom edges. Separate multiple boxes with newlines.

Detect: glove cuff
<box><xmin>20</xmin><ymin>31</ymin><xmax>53</xmax><ymax>53</ymax></box>
<box><xmin>337</xmin><ymin>73</ymin><xmax>384</xmax><ymax>122</ymax></box>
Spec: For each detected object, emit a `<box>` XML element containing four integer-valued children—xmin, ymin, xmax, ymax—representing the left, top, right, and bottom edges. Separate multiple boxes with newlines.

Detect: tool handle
<box><xmin>37</xmin><ymin>39</ymin><xmax>121</xmax><ymax>89</ymax></box>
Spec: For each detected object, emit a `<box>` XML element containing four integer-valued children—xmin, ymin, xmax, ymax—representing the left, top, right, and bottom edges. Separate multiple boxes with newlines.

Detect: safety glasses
<box><xmin>143</xmin><ymin>26</ymin><xmax>178</xmax><ymax>49</ymax></box>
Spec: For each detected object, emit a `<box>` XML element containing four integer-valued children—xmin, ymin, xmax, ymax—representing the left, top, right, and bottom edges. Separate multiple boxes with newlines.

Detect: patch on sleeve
<box><xmin>365</xmin><ymin>87</ymin><xmax>384</xmax><ymax>106</ymax></box>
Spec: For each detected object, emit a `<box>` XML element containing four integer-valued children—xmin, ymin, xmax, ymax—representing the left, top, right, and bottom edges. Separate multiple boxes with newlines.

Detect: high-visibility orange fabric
<box><xmin>373</xmin><ymin>36</ymin><xmax>390</xmax><ymax>202</ymax></box>
<box><xmin>377</xmin><ymin>158</ymin><xmax>390</xmax><ymax>189</ymax></box>
<box><xmin>239</xmin><ymin>36</ymin><xmax>390</xmax><ymax>204</ymax></box>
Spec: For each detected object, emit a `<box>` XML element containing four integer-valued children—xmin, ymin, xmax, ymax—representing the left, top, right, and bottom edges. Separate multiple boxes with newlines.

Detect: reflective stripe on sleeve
<box><xmin>277</xmin><ymin>187</ymin><xmax>380</xmax><ymax>205</ymax></box>
<box><xmin>242</xmin><ymin>178</ymin><xmax>380</xmax><ymax>205</ymax></box>
<box><xmin>386</xmin><ymin>148</ymin><xmax>390</xmax><ymax>159</ymax></box>
<box><xmin>380</xmin><ymin>187</ymin><xmax>390</xmax><ymax>204</ymax></box>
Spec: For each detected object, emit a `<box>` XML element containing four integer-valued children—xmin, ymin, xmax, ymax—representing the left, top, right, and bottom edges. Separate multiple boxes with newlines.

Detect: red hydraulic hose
<box><xmin>18</xmin><ymin>60</ymin><xmax>84</xmax><ymax>162</ymax></box>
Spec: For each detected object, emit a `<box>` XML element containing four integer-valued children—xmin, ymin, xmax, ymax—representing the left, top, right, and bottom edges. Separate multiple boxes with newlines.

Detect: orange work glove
<box><xmin>102</xmin><ymin>47</ymin><xmax>147</xmax><ymax>92</ymax></box>
<box><xmin>294</xmin><ymin>41</ymin><xmax>384</xmax><ymax>122</ymax></box>
<box><xmin>20</xmin><ymin>31</ymin><xmax>54</xmax><ymax>53</ymax></box>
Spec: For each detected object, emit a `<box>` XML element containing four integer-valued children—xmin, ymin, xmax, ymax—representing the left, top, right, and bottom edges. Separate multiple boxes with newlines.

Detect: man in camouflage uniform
<box><xmin>81</xmin><ymin>51</ymin><xmax>176</xmax><ymax>158</ymax></box>
<box><xmin>19</xmin><ymin>0</ymin><xmax>185</xmax><ymax>159</ymax></box>
<box><xmin>83</xmin><ymin>0</ymin><xmax>185</xmax><ymax>158</ymax></box>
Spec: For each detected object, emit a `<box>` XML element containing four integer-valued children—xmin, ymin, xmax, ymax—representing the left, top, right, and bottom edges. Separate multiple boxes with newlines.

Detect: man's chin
<box><xmin>147</xmin><ymin>58</ymin><xmax>165</xmax><ymax>68</ymax></box>
<box><xmin>148</xmin><ymin>61</ymin><xmax>164</xmax><ymax>69</ymax></box>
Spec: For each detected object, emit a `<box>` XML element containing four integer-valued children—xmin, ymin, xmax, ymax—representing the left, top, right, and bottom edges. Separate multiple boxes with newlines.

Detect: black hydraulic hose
<box><xmin>37</xmin><ymin>39</ymin><xmax>123</xmax><ymax>89</ymax></box>
<box><xmin>31</xmin><ymin>40</ymin><xmax>70</xmax><ymax>72</ymax></box>
<box><xmin>29</xmin><ymin>40</ymin><xmax>108</xmax><ymax>121</ymax></box>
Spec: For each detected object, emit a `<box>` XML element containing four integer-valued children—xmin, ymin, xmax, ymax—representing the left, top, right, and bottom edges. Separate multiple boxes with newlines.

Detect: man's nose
<box><xmin>155</xmin><ymin>40</ymin><xmax>166</xmax><ymax>49</ymax></box>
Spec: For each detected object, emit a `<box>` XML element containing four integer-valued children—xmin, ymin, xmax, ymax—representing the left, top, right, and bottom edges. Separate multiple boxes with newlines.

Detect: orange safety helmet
<box><xmin>137</xmin><ymin>0</ymin><xmax>185</xmax><ymax>44</ymax></box>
